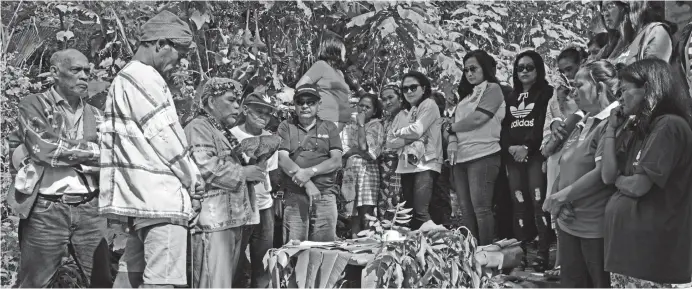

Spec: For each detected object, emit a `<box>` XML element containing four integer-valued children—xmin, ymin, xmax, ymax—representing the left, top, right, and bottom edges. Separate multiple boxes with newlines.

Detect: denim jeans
<box><xmin>236</xmin><ymin>207</ymin><xmax>275</xmax><ymax>288</ymax></box>
<box><xmin>283</xmin><ymin>192</ymin><xmax>337</xmax><ymax>243</ymax></box>
<box><xmin>400</xmin><ymin>170</ymin><xmax>437</xmax><ymax>230</ymax></box>
<box><xmin>18</xmin><ymin>197</ymin><xmax>112</xmax><ymax>288</ymax></box>
<box><xmin>558</xmin><ymin>229</ymin><xmax>609</xmax><ymax>288</ymax></box>
<box><xmin>506</xmin><ymin>156</ymin><xmax>550</xmax><ymax>257</ymax></box>
<box><xmin>452</xmin><ymin>154</ymin><xmax>501</xmax><ymax>245</ymax></box>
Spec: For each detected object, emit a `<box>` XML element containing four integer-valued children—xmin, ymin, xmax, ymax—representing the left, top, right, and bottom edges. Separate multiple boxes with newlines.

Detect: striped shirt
<box><xmin>99</xmin><ymin>60</ymin><xmax>203</xmax><ymax>222</ymax></box>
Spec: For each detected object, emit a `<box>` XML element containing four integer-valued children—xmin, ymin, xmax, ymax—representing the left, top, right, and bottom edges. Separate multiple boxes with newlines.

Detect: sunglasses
<box><xmin>296</xmin><ymin>100</ymin><xmax>317</xmax><ymax>106</ymax></box>
<box><xmin>516</xmin><ymin>64</ymin><xmax>536</xmax><ymax>73</ymax></box>
<box><xmin>402</xmin><ymin>84</ymin><xmax>420</xmax><ymax>94</ymax></box>
<box><xmin>462</xmin><ymin>66</ymin><xmax>479</xmax><ymax>74</ymax></box>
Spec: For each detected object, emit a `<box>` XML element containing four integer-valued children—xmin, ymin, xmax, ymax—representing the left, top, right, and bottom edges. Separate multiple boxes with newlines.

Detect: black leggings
<box><xmin>505</xmin><ymin>156</ymin><xmax>550</xmax><ymax>257</ymax></box>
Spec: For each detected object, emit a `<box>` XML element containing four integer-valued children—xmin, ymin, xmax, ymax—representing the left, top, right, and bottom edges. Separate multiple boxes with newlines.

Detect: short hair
<box><xmin>587</xmin><ymin>32</ymin><xmax>609</xmax><ymax>48</ymax></box>
<box><xmin>359</xmin><ymin>93</ymin><xmax>384</xmax><ymax>120</ymax></box>
<box><xmin>50</xmin><ymin>49</ymin><xmax>85</xmax><ymax>68</ymax></box>
<box><xmin>401</xmin><ymin>71</ymin><xmax>432</xmax><ymax>108</ymax></box>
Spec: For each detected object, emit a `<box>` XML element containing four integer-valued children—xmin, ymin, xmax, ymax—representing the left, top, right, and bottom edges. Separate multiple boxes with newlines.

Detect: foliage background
<box><xmin>1</xmin><ymin>0</ymin><xmax>599</xmax><ymax>287</ymax></box>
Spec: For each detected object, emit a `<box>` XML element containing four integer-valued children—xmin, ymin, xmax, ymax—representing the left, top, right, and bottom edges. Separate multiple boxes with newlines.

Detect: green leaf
<box><xmin>532</xmin><ymin>37</ymin><xmax>546</xmax><ymax>48</ymax></box>
<box><xmin>347</xmin><ymin>11</ymin><xmax>375</xmax><ymax>28</ymax></box>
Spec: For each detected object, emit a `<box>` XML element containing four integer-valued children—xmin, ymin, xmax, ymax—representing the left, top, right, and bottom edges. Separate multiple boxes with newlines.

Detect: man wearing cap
<box><xmin>230</xmin><ymin>92</ymin><xmax>279</xmax><ymax>288</ymax></box>
<box><xmin>277</xmin><ymin>84</ymin><xmax>343</xmax><ymax>243</ymax></box>
<box><xmin>100</xmin><ymin>10</ymin><xmax>204</xmax><ymax>288</ymax></box>
<box><xmin>11</xmin><ymin>48</ymin><xmax>112</xmax><ymax>287</ymax></box>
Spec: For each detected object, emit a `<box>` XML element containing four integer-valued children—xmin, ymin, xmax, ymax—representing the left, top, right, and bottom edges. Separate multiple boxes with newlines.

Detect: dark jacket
<box><xmin>501</xmin><ymin>84</ymin><xmax>553</xmax><ymax>157</ymax></box>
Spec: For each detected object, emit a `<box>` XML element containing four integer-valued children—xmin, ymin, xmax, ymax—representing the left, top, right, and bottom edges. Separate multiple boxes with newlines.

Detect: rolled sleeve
<box><xmin>476</xmin><ymin>84</ymin><xmax>503</xmax><ymax>118</ymax></box>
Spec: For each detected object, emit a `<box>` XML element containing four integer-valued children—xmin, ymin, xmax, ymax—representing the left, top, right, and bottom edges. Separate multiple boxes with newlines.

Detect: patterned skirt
<box><xmin>610</xmin><ymin>273</ymin><xmax>686</xmax><ymax>288</ymax></box>
<box><xmin>377</xmin><ymin>152</ymin><xmax>402</xmax><ymax>220</ymax></box>
<box><xmin>342</xmin><ymin>156</ymin><xmax>380</xmax><ymax>212</ymax></box>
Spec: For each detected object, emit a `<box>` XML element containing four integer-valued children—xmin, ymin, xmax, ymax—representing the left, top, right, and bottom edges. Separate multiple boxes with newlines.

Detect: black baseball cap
<box><xmin>293</xmin><ymin>84</ymin><xmax>321</xmax><ymax>101</ymax></box>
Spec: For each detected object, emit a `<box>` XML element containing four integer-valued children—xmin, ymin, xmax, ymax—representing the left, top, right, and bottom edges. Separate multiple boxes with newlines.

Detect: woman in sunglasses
<box><xmin>501</xmin><ymin>50</ymin><xmax>553</xmax><ymax>271</ymax></box>
<box><xmin>540</xmin><ymin>46</ymin><xmax>585</xmax><ymax>279</ymax></box>
<box><xmin>542</xmin><ymin>60</ymin><xmax>621</xmax><ymax>287</ymax></box>
<box><xmin>445</xmin><ymin>50</ymin><xmax>505</xmax><ymax>245</ymax></box>
<box><xmin>385</xmin><ymin>71</ymin><xmax>442</xmax><ymax>230</ymax></box>
<box><xmin>601</xmin><ymin>59</ymin><xmax>692</xmax><ymax>288</ymax></box>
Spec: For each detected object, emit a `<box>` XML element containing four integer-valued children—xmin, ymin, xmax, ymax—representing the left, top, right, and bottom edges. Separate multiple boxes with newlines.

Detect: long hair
<box><xmin>620</xmin><ymin>59</ymin><xmax>692</xmax><ymax>135</ymax></box>
<box><xmin>598</xmin><ymin>1</ymin><xmax>635</xmax><ymax>59</ymax></box>
<box><xmin>511</xmin><ymin>50</ymin><xmax>550</xmax><ymax>94</ymax></box>
<box><xmin>672</xmin><ymin>22</ymin><xmax>692</xmax><ymax>94</ymax></box>
<box><xmin>457</xmin><ymin>50</ymin><xmax>499</xmax><ymax>101</ymax></box>
<box><xmin>628</xmin><ymin>1</ymin><xmax>665</xmax><ymax>32</ymax></box>
<box><xmin>359</xmin><ymin>93</ymin><xmax>384</xmax><ymax>120</ymax></box>
<box><xmin>317</xmin><ymin>32</ymin><xmax>346</xmax><ymax>69</ymax></box>
<box><xmin>580</xmin><ymin>60</ymin><xmax>620</xmax><ymax>106</ymax></box>
<box><xmin>401</xmin><ymin>71</ymin><xmax>432</xmax><ymax>108</ymax></box>
<box><xmin>588</xmin><ymin>32</ymin><xmax>609</xmax><ymax>48</ymax></box>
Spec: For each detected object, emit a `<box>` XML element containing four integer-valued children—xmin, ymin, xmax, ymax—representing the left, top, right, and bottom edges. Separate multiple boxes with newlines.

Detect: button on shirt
<box><xmin>277</xmin><ymin>118</ymin><xmax>342</xmax><ymax>195</ymax></box>
<box><xmin>38</xmin><ymin>88</ymin><xmax>96</xmax><ymax>195</ymax></box>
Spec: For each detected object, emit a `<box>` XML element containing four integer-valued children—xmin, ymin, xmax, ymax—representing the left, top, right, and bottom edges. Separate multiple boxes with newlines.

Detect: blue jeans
<box><xmin>452</xmin><ymin>154</ymin><xmax>501</xmax><ymax>245</ymax></box>
<box><xmin>283</xmin><ymin>192</ymin><xmax>337</xmax><ymax>243</ymax></box>
<box><xmin>18</xmin><ymin>197</ymin><xmax>112</xmax><ymax>288</ymax></box>
<box><xmin>400</xmin><ymin>170</ymin><xmax>437</xmax><ymax>230</ymax></box>
<box><xmin>237</xmin><ymin>207</ymin><xmax>275</xmax><ymax>288</ymax></box>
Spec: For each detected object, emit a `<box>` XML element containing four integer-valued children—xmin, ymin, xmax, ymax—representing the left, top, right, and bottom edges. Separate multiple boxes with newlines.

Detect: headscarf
<box><xmin>183</xmin><ymin>77</ymin><xmax>243</xmax><ymax>125</ymax></box>
<box><xmin>140</xmin><ymin>10</ymin><xmax>195</xmax><ymax>48</ymax></box>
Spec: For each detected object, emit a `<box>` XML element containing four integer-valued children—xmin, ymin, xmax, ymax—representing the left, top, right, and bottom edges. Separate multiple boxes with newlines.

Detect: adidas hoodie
<box><xmin>501</xmin><ymin>83</ymin><xmax>553</xmax><ymax>157</ymax></box>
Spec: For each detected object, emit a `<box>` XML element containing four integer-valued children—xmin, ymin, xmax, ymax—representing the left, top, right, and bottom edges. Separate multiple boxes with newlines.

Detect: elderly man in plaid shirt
<box><xmin>11</xmin><ymin>48</ymin><xmax>112</xmax><ymax>288</ymax></box>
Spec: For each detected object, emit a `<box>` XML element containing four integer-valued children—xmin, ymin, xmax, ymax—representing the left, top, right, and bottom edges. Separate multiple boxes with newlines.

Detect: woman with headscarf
<box><xmin>377</xmin><ymin>85</ymin><xmax>404</xmax><ymax>220</ymax></box>
<box><xmin>386</xmin><ymin>71</ymin><xmax>443</xmax><ymax>230</ymax></box>
<box><xmin>542</xmin><ymin>60</ymin><xmax>621</xmax><ymax>287</ymax></box>
<box><xmin>501</xmin><ymin>50</ymin><xmax>553</xmax><ymax>271</ymax></box>
<box><xmin>601</xmin><ymin>59</ymin><xmax>692</xmax><ymax>288</ymax></box>
<box><xmin>296</xmin><ymin>32</ymin><xmax>354</xmax><ymax>131</ymax></box>
<box><xmin>184</xmin><ymin>77</ymin><xmax>267</xmax><ymax>288</ymax></box>
<box><xmin>446</xmin><ymin>50</ymin><xmax>506</xmax><ymax>245</ymax></box>
<box><xmin>599</xmin><ymin>1</ymin><xmax>673</xmax><ymax>64</ymax></box>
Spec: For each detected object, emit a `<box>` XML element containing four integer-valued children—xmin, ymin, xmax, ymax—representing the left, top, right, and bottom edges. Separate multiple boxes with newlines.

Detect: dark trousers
<box><xmin>400</xmin><ymin>170</ymin><xmax>437</xmax><ymax>230</ymax></box>
<box><xmin>429</xmin><ymin>165</ymin><xmax>453</xmax><ymax>226</ymax></box>
<box><xmin>494</xmin><ymin>155</ymin><xmax>514</xmax><ymax>240</ymax></box>
<box><xmin>452</xmin><ymin>154</ymin><xmax>501</xmax><ymax>245</ymax></box>
<box><xmin>236</xmin><ymin>207</ymin><xmax>275</xmax><ymax>288</ymax></box>
<box><xmin>18</xmin><ymin>197</ymin><xmax>112</xmax><ymax>288</ymax></box>
<box><xmin>506</xmin><ymin>156</ymin><xmax>550</xmax><ymax>257</ymax></box>
<box><xmin>558</xmin><ymin>229</ymin><xmax>610</xmax><ymax>288</ymax></box>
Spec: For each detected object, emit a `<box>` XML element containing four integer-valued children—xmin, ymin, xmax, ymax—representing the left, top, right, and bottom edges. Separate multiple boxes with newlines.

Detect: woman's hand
<box><xmin>543</xmin><ymin>187</ymin><xmax>569</xmax><ymax>214</ymax></box>
<box><xmin>608</xmin><ymin>105</ymin><xmax>626</xmax><ymax>130</ymax></box>
<box><xmin>244</xmin><ymin>165</ymin><xmax>266</xmax><ymax>182</ymax></box>
<box><xmin>551</xmin><ymin>120</ymin><xmax>568</xmax><ymax>141</ymax></box>
<box><xmin>356</xmin><ymin>113</ymin><xmax>366</xmax><ymax>126</ymax></box>
<box><xmin>510</xmin><ymin>145</ymin><xmax>528</xmax><ymax>162</ymax></box>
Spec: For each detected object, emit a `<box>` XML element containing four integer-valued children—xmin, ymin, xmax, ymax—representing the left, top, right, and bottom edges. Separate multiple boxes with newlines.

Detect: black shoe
<box><xmin>531</xmin><ymin>255</ymin><xmax>549</xmax><ymax>273</ymax></box>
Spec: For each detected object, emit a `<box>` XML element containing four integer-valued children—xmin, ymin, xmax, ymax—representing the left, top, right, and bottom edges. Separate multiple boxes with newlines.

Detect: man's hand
<box><xmin>243</xmin><ymin>165</ymin><xmax>266</xmax><ymax>182</ymax></box>
<box><xmin>292</xmin><ymin>168</ymin><xmax>315</xmax><ymax>186</ymax></box>
<box><xmin>551</xmin><ymin>121</ymin><xmax>568</xmax><ymax>141</ymax></box>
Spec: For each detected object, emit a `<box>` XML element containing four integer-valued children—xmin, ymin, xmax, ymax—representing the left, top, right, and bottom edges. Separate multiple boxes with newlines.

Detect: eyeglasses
<box><xmin>462</xmin><ymin>66</ymin><xmax>479</xmax><ymax>74</ymax></box>
<box><xmin>296</xmin><ymin>100</ymin><xmax>317</xmax><ymax>106</ymax></box>
<box><xmin>402</xmin><ymin>84</ymin><xmax>420</xmax><ymax>94</ymax></box>
<box><xmin>516</xmin><ymin>64</ymin><xmax>536</xmax><ymax>73</ymax></box>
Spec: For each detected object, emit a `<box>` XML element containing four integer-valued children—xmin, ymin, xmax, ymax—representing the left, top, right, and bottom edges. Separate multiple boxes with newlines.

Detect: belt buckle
<box><xmin>61</xmin><ymin>194</ymin><xmax>86</xmax><ymax>204</ymax></box>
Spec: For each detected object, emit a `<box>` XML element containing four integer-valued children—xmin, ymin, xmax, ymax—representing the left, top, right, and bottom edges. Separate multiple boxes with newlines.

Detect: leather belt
<box><xmin>37</xmin><ymin>190</ymin><xmax>98</xmax><ymax>205</ymax></box>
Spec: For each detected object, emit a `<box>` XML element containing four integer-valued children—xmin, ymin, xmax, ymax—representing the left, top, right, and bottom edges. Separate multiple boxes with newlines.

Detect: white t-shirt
<box><xmin>229</xmin><ymin>126</ymin><xmax>278</xmax><ymax>211</ymax></box>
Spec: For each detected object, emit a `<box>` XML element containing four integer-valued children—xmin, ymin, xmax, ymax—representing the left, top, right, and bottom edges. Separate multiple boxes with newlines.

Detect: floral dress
<box><xmin>376</xmin><ymin>114</ymin><xmax>403</xmax><ymax>220</ymax></box>
<box><xmin>341</xmin><ymin>119</ymin><xmax>384</xmax><ymax>216</ymax></box>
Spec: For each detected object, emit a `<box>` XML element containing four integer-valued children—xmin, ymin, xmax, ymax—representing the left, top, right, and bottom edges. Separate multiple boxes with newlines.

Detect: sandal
<box><xmin>544</xmin><ymin>266</ymin><xmax>561</xmax><ymax>280</ymax></box>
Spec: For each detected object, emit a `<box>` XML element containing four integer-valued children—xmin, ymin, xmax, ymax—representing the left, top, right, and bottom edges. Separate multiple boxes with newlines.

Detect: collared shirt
<box><xmin>277</xmin><ymin>118</ymin><xmax>342</xmax><ymax>195</ymax></box>
<box><xmin>37</xmin><ymin>88</ymin><xmax>97</xmax><ymax>195</ymax></box>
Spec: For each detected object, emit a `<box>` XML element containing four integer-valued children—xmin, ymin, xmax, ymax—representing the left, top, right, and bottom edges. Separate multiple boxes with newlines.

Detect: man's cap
<box><xmin>242</xmin><ymin>92</ymin><xmax>276</xmax><ymax>110</ymax></box>
<box><xmin>294</xmin><ymin>84</ymin><xmax>321</xmax><ymax>101</ymax></box>
<box><xmin>140</xmin><ymin>10</ymin><xmax>195</xmax><ymax>48</ymax></box>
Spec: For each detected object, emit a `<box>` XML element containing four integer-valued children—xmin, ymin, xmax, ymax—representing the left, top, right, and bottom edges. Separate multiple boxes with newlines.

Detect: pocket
<box><xmin>32</xmin><ymin>199</ymin><xmax>55</xmax><ymax>214</ymax></box>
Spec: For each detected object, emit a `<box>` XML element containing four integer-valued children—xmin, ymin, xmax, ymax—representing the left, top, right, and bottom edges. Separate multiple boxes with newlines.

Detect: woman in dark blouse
<box><xmin>601</xmin><ymin>59</ymin><xmax>692</xmax><ymax>287</ymax></box>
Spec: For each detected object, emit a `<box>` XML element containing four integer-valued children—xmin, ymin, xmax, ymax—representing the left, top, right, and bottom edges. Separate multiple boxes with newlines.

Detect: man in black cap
<box><xmin>276</xmin><ymin>84</ymin><xmax>343</xmax><ymax>242</ymax></box>
<box><xmin>101</xmin><ymin>10</ymin><xmax>204</xmax><ymax>288</ymax></box>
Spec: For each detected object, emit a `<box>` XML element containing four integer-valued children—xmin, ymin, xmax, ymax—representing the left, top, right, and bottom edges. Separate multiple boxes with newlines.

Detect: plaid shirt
<box><xmin>99</xmin><ymin>61</ymin><xmax>203</xmax><ymax>222</ymax></box>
